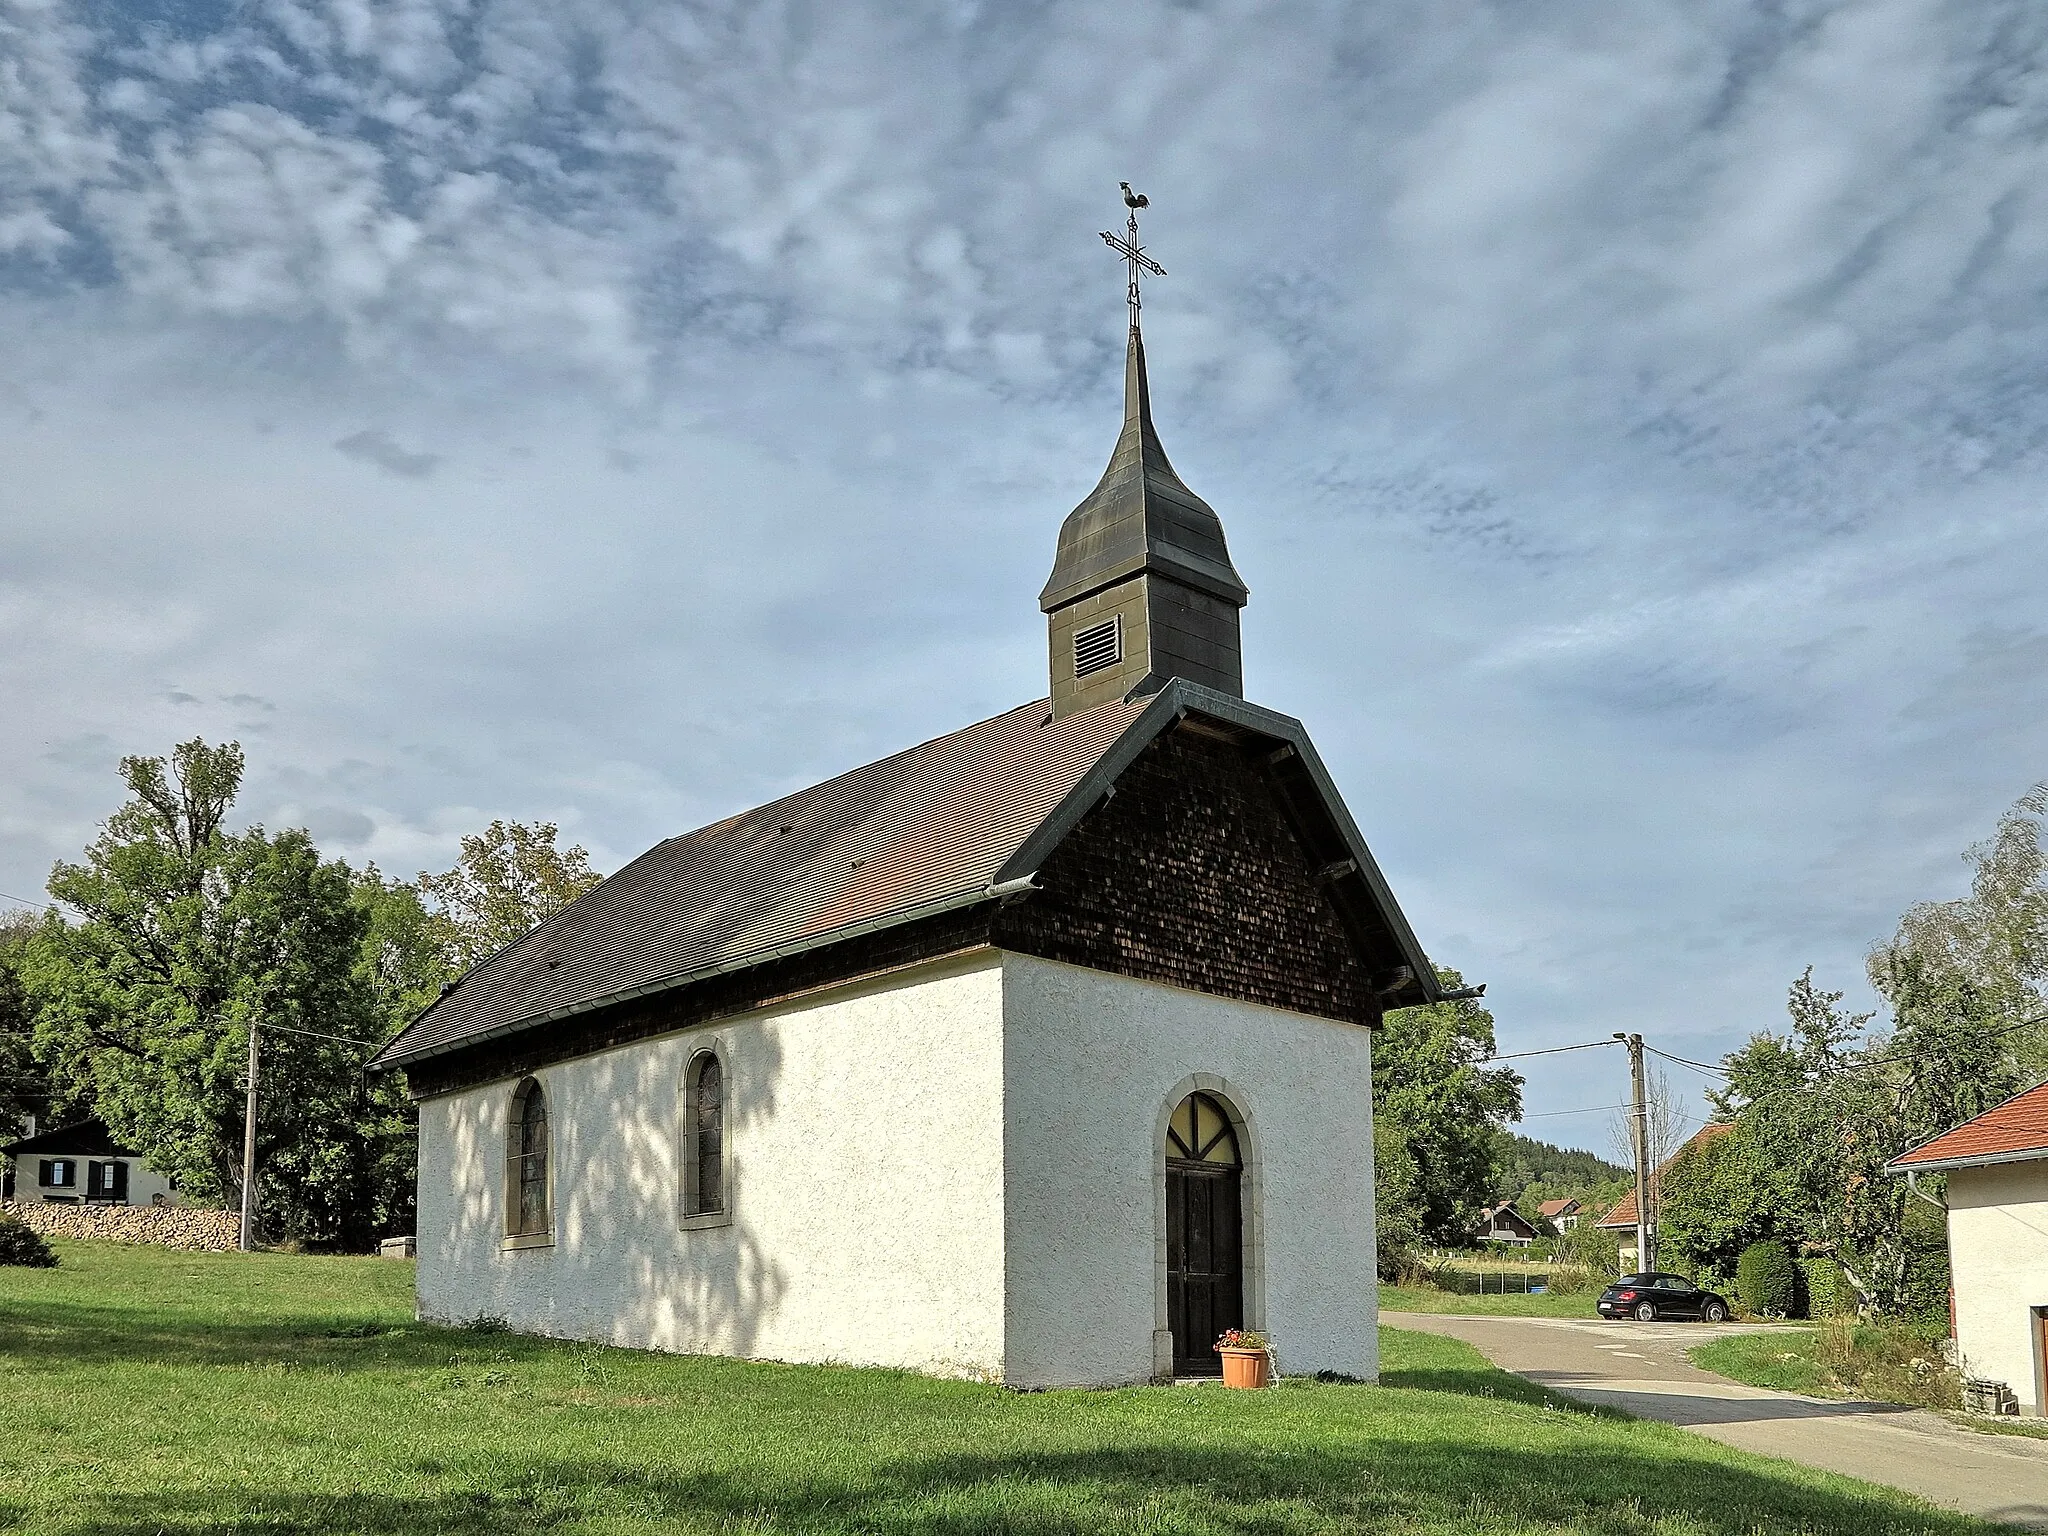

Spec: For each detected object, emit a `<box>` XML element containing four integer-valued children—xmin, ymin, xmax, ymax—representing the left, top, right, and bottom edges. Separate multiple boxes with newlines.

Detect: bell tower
<box><xmin>1041</xmin><ymin>189</ymin><xmax>1249</xmax><ymax>718</ymax></box>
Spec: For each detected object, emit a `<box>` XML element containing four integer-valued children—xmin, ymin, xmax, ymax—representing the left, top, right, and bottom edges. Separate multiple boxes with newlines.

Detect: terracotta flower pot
<box><xmin>1218</xmin><ymin>1346</ymin><xmax>1271</xmax><ymax>1388</ymax></box>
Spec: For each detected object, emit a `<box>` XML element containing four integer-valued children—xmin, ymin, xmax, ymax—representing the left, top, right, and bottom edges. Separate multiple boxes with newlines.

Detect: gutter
<box><xmin>372</xmin><ymin>876</ymin><xmax>1035</xmax><ymax>1074</ymax></box>
<box><xmin>1886</xmin><ymin>1144</ymin><xmax>2048</xmax><ymax>1175</ymax></box>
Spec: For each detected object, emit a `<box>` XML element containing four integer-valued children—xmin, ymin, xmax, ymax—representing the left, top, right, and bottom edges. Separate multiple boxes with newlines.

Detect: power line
<box><xmin>0</xmin><ymin>891</ymin><xmax>55</xmax><ymax>911</ymax></box>
<box><xmin>1519</xmin><ymin>1102</ymin><xmax>1633</xmax><ymax>1119</ymax></box>
<box><xmin>1644</xmin><ymin>1045</ymin><xmax>1730</xmax><ymax>1077</ymax></box>
<box><xmin>1486</xmin><ymin>1040</ymin><xmax>1623</xmax><ymax>1064</ymax></box>
<box><xmin>256</xmin><ymin>1019</ymin><xmax>385</xmax><ymax>1048</ymax></box>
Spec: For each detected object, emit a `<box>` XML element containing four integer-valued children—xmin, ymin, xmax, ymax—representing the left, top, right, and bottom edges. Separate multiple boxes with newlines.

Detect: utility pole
<box><xmin>240</xmin><ymin>1019</ymin><xmax>260</xmax><ymax>1253</ymax></box>
<box><xmin>1615</xmin><ymin>1031</ymin><xmax>1651</xmax><ymax>1272</ymax></box>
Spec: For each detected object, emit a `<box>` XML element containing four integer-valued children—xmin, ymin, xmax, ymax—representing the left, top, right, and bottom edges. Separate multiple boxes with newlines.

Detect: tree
<box><xmin>1373</xmin><ymin>1120</ymin><xmax>1424</xmax><ymax>1277</ymax></box>
<box><xmin>0</xmin><ymin>909</ymin><xmax>54</xmax><ymax>1141</ymax></box>
<box><xmin>1875</xmin><ymin>784</ymin><xmax>2048</xmax><ymax>1075</ymax></box>
<box><xmin>22</xmin><ymin>740</ymin><xmax>396</xmax><ymax>1247</ymax></box>
<box><xmin>1656</xmin><ymin>1120</ymin><xmax>1793</xmax><ymax>1279</ymax></box>
<box><xmin>1709</xmin><ymin>966</ymin><xmax>2016</xmax><ymax>1314</ymax></box>
<box><xmin>1373</xmin><ymin>968</ymin><xmax>1523</xmax><ymax>1245</ymax></box>
<box><xmin>353</xmin><ymin>866</ymin><xmax>457</xmax><ymax>1036</ymax></box>
<box><xmin>416</xmin><ymin>820</ymin><xmax>601</xmax><ymax>972</ymax></box>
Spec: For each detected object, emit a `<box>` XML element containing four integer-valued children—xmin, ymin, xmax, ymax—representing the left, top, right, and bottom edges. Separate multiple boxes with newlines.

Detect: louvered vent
<box><xmin>1073</xmin><ymin>615</ymin><xmax>1123</xmax><ymax>678</ymax></box>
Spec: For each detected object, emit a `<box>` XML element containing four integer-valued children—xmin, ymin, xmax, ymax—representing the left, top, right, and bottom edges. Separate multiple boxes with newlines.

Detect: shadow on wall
<box><xmin>600</xmin><ymin>1026</ymin><xmax>790</xmax><ymax>1360</ymax></box>
<box><xmin>432</xmin><ymin>1021</ymin><xmax>791</xmax><ymax>1360</ymax></box>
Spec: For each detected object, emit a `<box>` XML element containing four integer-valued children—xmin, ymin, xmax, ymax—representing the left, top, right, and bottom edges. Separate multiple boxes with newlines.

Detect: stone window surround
<box><xmin>678</xmin><ymin>1034</ymin><xmax>734</xmax><ymax>1232</ymax></box>
<box><xmin>501</xmin><ymin>1075</ymin><xmax>556</xmax><ymax>1252</ymax></box>
<box><xmin>1151</xmin><ymin>1072</ymin><xmax>1264</xmax><ymax>1383</ymax></box>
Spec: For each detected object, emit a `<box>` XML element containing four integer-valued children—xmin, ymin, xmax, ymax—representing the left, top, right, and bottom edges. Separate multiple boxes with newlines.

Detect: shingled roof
<box><xmin>1889</xmin><ymin>1081</ymin><xmax>2048</xmax><ymax>1172</ymax></box>
<box><xmin>371</xmin><ymin>680</ymin><xmax>1439</xmax><ymax>1074</ymax></box>
<box><xmin>1</xmin><ymin>1118</ymin><xmax>137</xmax><ymax>1159</ymax></box>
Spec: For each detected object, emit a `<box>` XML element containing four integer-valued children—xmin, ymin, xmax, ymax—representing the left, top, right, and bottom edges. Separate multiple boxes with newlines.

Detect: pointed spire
<box><xmin>1039</xmin><ymin>318</ymin><xmax>1249</xmax><ymax>614</ymax></box>
<box><xmin>1041</xmin><ymin>188</ymin><xmax>1250</xmax><ymax>717</ymax></box>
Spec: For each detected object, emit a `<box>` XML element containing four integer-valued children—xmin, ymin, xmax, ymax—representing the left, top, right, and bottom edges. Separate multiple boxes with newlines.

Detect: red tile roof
<box><xmin>1537</xmin><ymin>1197</ymin><xmax>1580</xmax><ymax>1218</ymax></box>
<box><xmin>1889</xmin><ymin>1082</ymin><xmax>2048</xmax><ymax>1172</ymax></box>
<box><xmin>1596</xmin><ymin>1122</ymin><xmax>1734</xmax><ymax>1228</ymax></box>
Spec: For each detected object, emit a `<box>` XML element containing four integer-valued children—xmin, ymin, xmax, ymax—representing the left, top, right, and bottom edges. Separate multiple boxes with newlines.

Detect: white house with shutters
<box><xmin>1</xmin><ymin>1119</ymin><xmax>175</xmax><ymax>1208</ymax></box>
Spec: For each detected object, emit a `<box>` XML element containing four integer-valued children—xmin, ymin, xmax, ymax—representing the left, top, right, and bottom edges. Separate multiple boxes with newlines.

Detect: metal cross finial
<box><xmin>1101</xmin><ymin>182</ymin><xmax>1164</xmax><ymax>332</ymax></box>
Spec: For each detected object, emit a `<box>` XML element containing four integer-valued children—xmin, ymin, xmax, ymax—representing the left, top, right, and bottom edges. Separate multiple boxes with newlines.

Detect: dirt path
<box><xmin>1386</xmin><ymin>1311</ymin><xmax>2048</xmax><ymax>1531</ymax></box>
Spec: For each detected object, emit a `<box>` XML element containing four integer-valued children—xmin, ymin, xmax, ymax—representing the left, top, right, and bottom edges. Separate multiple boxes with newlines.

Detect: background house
<box><xmin>1474</xmin><ymin>1201</ymin><xmax>1538</xmax><ymax>1247</ymax></box>
<box><xmin>1</xmin><ymin>1119</ymin><xmax>174</xmax><ymax>1208</ymax></box>
<box><xmin>1538</xmin><ymin>1196</ymin><xmax>1582</xmax><ymax>1232</ymax></box>
<box><xmin>1890</xmin><ymin>1081</ymin><xmax>2048</xmax><ymax>1415</ymax></box>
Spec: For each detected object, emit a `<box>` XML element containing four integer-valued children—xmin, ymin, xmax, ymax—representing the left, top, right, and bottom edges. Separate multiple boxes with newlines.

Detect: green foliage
<box><xmin>1875</xmin><ymin>784</ymin><xmax>2048</xmax><ymax>1079</ymax></box>
<box><xmin>1696</xmin><ymin>787</ymin><xmax>2048</xmax><ymax>1323</ymax></box>
<box><xmin>1801</xmin><ymin>1257</ymin><xmax>1858</xmax><ymax>1319</ymax></box>
<box><xmin>1495</xmin><ymin>1131</ymin><xmax>1631</xmax><ymax>1237</ymax></box>
<box><xmin>1658</xmin><ymin>1121</ymin><xmax>1794</xmax><ymax>1277</ymax></box>
<box><xmin>0</xmin><ymin>908</ymin><xmax>53</xmax><ymax>1140</ymax></box>
<box><xmin>416</xmin><ymin>819</ymin><xmax>602</xmax><ymax>972</ymax></box>
<box><xmin>1495</xmin><ymin>1132</ymin><xmax>1627</xmax><ymax>1192</ymax></box>
<box><xmin>1372</xmin><ymin>1118</ymin><xmax>1424</xmax><ymax>1278</ymax></box>
<box><xmin>1735</xmin><ymin>1240</ymin><xmax>1799</xmax><ymax>1319</ymax></box>
<box><xmin>0</xmin><ymin>1214</ymin><xmax>57</xmax><ymax>1267</ymax></box>
<box><xmin>1709</xmin><ymin>964</ymin><xmax>2012</xmax><ymax>1317</ymax></box>
<box><xmin>1899</xmin><ymin>1203</ymin><xmax>1953</xmax><ymax>1343</ymax></box>
<box><xmin>351</xmin><ymin>867</ymin><xmax>457</xmax><ymax>1035</ymax></box>
<box><xmin>21</xmin><ymin>740</ymin><xmax>404</xmax><ymax>1249</ymax></box>
<box><xmin>1555</xmin><ymin>1219</ymin><xmax>1624</xmax><ymax>1276</ymax></box>
<box><xmin>1374</xmin><ymin>968</ymin><xmax>1523</xmax><ymax>1246</ymax></box>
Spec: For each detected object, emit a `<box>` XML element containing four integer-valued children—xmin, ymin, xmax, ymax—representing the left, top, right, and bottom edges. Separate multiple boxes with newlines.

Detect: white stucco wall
<box><xmin>416</xmin><ymin>951</ymin><xmax>1009</xmax><ymax>1377</ymax></box>
<box><xmin>1948</xmin><ymin>1159</ymin><xmax>2048</xmax><ymax>1411</ymax></box>
<box><xmin>999</xmin><ymin>952</ymin><xmax>1378</xmax><ymax>1388</ymax></box>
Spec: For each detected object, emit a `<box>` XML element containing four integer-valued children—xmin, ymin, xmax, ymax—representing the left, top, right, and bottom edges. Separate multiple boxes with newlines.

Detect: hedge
<box><xmin>1736</xmin><ymin>1239</ymin><xmax>1799</xmax><ymax>1318</ymax></box>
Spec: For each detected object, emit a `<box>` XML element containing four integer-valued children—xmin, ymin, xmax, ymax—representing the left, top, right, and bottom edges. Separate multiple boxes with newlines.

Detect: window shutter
<box><xmin>38</xmin><ymin>1159</ymin><xmax>53</xmax><ymax>1186</ymax></box>
<box><xmin>86</xmin><ymin>1162</ymin><xmax>102</xmax><ymax>1198</ymax></box>
<box><xmin>111</xmin><ymin>1161</ymin><xmax>130</xmax><ymax>1201</ymax></box>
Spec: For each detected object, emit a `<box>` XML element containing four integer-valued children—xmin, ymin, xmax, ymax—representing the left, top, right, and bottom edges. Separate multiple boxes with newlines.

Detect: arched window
<box><xmin>506</xmin><ymin>1078</ymin><xmax>550</xmax><ymax>1237</ymax></box>
<box><xmin>687</xmin><ymin>1052</ymin><xmax>725</xmax><ymax>1217</ymax></box>
<box><xmin>1166</xmin><ymin>1091</ymin><xmax>1240</xmax><ymax>1167</ymax></box>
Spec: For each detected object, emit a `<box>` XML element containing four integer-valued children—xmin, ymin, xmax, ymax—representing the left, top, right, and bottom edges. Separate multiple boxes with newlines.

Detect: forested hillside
<box><xmin>1496</xmin><ymin>1132</ymin><xmax>1631</xmax><ymax>1230</ymax></box>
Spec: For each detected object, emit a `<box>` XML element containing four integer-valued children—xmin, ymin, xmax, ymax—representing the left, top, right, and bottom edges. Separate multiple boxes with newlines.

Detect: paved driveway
<box><xmin>1387</xmin><ymin>1312</ymin><xmax>2048</xmax><ymax>1530</ymax></box>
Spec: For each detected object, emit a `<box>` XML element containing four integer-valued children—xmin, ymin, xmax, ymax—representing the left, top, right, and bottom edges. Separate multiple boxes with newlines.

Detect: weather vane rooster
<box><xmin>1101</xmin><ymin>183</ymin><xmax>1164</xmax><ymax>331</ymax></box>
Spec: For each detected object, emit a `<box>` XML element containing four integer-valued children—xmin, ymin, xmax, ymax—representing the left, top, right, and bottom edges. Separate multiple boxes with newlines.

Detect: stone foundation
<box><xmin>4</xmin><ymin>1201</ymin><xmax>240</xmax><ymax>1252</ymax></box>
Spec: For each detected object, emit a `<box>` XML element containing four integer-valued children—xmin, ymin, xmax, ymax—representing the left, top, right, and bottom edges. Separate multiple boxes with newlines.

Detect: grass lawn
<box><xmin>0</xmin><ymin>1241</ymin><xmax>2000</xmax><ymax>1535</ymax></box>
<box><xmin>1379</xmin><ymin>1283</ymin><xmax>1598</xmax><ymax>1318</ymax></box>
<box><xmin>1692</xmin><ymin>1326</ymin><xmax>2011</xmax><ymax>1439</ymax></box>
<box><xmin>1690</xmin><ymin>1330</ymin><xmax>1833</xmax><ymax>1397</ymax></box>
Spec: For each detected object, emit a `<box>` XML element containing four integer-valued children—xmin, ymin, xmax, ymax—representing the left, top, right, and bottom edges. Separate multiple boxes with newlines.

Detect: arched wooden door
<box><xmin>1165</xmin><ymin>1091</ymin><xmax>1243</xmax><ymax>1377</ymax></box>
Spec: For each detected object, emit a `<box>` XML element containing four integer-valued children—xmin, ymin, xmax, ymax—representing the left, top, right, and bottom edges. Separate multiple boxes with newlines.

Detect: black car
<box><xmin>1596</xmin><ymin>1272</ymin><xmax>1731</xmax><ymax>1322</ymax></box>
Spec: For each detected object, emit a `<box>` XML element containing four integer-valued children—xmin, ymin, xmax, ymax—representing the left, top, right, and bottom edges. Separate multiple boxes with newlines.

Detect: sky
<box><xmin>5</xmin><ymin>0</ymin><xmax>2048</xmax><ymax>1154</ymax></box>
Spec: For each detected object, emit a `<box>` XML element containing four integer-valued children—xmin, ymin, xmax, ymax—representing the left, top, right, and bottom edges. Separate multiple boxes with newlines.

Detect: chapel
<box><xmin>372</xmin><ymin>212</ymin><xmax>1445</xmax><ymax>1387</ymax></box>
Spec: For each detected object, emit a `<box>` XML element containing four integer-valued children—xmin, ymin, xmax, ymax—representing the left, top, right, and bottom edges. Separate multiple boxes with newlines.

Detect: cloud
<box><xmin>334</xmin><ymin>428</ymin><xmax>439</xmax><ymax>477</ymax></box>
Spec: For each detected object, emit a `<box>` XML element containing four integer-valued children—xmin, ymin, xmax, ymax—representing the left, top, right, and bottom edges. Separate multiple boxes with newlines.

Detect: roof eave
<box><xmin>368</xmin><ymin>880</ymin><xmax>1012</xmax><ymax>1075</ymax></box>
<box><xmin>1887</xmin><ymin>1143</ymin><xmax>2048</xmax><ymax>1175</ymax></box>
